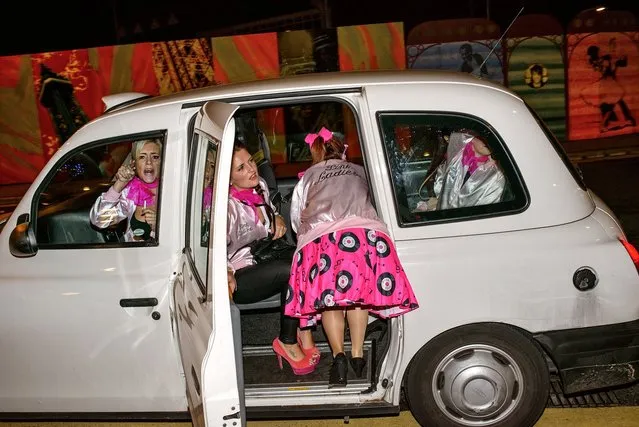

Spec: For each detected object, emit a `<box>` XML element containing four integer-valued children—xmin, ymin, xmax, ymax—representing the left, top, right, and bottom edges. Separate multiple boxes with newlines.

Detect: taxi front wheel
<box><xmin>405</xmin><ymin>323</ymin><xmax>550</xmax><ymax>427</ymax></box>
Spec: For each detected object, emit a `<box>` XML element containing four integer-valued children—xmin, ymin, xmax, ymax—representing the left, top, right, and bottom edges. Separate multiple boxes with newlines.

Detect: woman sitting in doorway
<box><xmin>226</xmin><ymin>140</ymin><xmax>319</xmax><ymax>376</ymax></box>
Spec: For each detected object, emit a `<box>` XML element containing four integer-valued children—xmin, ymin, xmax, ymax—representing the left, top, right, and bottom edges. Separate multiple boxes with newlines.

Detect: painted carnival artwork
<box><xmin>337</xmin><ymin>22</ymin><xmax>405</xmax><ymax>71</ymax></box>
<box><xmin>337</xmin><ymin>22</ymin><xmax>406</xmax><ymax>160</ymax></box>
<box><xmin>567</xmin><ymin>31</ymin><xmax>639</xmax><ymax>140</ymax></box>
<box><xmin>0</xmin><ymin>54</ymin><xmax>43</xmax><ymax>184</ymax></box>
<box><xmin>506</xmin><ymin>15</ymin><xmax>566</xmax><ymax>140</ymax></box>
<box><xmin>277</xmin><ymin>29</ymin><xmax>341</xmax><ymax>163</ymax></box>
<box><xmin>406</xmin><ymin>18</ymin><xmax>505</xmax><ymax>84</ymax></box>
<box><xmin>409</xmin><ymin>40</ymin><xmax>504</xmax><ymax>83</ymax></box>
<box><xmin>151</xmin><ymin>38</ymin><xmax>215</xmax><ymax>94</ymax></box>
<box><xmin>3</xmin><ymin>10</ymin><xmax>639</xmax><ymax>185</ymax></box>
<box><xmin>507</xmin><ymin>37</ymin><xmax>566</xmax><ymax>140</ymax></box>
<box><xmin>0</xmin><ymin>40</ymin><xmax>214</xmax><ymax>184</ymax></box>
<box><xmin>278</xmin><ymin>29</ymin><xmax>339</xmax><ymax>76</ymax></box>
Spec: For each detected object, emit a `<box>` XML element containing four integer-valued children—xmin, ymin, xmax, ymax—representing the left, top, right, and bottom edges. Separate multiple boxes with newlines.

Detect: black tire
<box><xmin>405</xmin><ymin>323</ymin><xmax>549</xmax><ymax>427</ymax></box>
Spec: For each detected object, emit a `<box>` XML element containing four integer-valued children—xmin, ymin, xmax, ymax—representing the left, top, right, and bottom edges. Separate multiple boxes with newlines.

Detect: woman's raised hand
<box><xmin>113</xmin><ymin>161</ymin><xmax>136</xmax><ymax>192</ymax></box>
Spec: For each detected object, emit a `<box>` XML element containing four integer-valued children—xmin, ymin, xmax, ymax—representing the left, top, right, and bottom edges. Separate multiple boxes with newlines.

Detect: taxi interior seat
<box><xmin>37</xmin><ymin>207</ymin><xmax>126</xmax><ymax>245</ymax></box>
<box><xmin>235</xmin><ymin>294</ymin><xmax>281</xmax><ymax>311</ymax></box>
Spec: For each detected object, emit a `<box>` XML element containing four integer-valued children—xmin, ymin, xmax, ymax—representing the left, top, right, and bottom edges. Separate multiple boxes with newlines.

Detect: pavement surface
<box><xmin>2</xmin><ymin>407</ymin><xmax>639</xmax><ymax>426</ymax></box>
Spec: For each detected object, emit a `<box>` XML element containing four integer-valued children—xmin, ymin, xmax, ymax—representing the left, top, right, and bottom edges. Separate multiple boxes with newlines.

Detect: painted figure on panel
<box><xmin>581</xmin><ymin>38</ymin><xmax>636</xmax><ymax>132</ymax></box>
<box><xmin>525</xmin><ymin>63</ymin><xmax>549</xmax><ymax>89</ymax></box>
<box><xmin>459</xmin><ymin>43</ymin><xmax>488</xmax><ymax>77</ymax></box>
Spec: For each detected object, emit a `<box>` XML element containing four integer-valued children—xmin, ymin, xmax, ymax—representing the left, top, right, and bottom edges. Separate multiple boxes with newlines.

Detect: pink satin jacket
<box><xmin>227</xmin><ymin>178</ymin><xmax>275</xmax><ymax>271</ymax></box>
<box><xmin>290</xmin><ymin>159</ymin><xmax>389</xmax><ymax>251</ymax></box>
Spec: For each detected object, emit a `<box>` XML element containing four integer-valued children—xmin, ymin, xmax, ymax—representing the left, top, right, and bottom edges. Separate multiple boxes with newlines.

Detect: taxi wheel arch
<box><xmin>404</xmin><ymin>323</ymin><xmax>550</xmax><ymax>427</ymax></box>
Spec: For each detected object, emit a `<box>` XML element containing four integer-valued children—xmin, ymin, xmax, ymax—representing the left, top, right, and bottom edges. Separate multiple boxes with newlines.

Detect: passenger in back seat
<box><xmin>227</xmin><ymin>140</ymin><xmax>319</xmax><ymax>376</ymax></box>
<box><xmin>432</xmin><ymin>131</ymin><xmax>506</xmax><ymax>209</ymax></box>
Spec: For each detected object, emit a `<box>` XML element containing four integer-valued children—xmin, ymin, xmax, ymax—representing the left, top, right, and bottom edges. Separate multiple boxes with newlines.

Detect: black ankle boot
<box><xmin>329</xmin><ymin>353</ymin><xmax>348</xmax><ymax>388</ymax></box>
<box><xmin>350</xmin><ymin>356</ymin><xmax>366</xmax><ymax>378</ymax></box>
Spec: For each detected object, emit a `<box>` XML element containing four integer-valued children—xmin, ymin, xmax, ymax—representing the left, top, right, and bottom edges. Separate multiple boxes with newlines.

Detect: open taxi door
<box><xmin>173</xmin><ymin>100</ymin><xmax>245</xmax><ymax>426</ymax></box>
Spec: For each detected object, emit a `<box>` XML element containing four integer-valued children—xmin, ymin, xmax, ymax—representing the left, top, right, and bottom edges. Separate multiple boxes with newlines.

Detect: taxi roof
<box><xmin>105</xmin><ymin>69</ymin><xmax>520</xmax><ymax>116</ymax></box>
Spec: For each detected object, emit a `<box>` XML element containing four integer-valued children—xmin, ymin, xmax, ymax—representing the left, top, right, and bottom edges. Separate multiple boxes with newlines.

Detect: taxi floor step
<box><xmin>243</xmin><ymin>340</ymin><xmax>375</xmax><ymax>389</ymax></box>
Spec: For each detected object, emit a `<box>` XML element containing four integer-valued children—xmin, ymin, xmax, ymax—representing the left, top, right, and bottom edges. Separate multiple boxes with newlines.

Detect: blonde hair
<box><xmin>131</xmin><ymin>139</ymin><xmax>162</xmax><ymax>159</ymax></box>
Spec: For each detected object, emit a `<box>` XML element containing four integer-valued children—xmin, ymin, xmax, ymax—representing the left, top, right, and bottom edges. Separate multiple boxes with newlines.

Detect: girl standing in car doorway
<box><xmin>286</xmin><ymin>128</ymin><xmax>419</xmax><ymax>387</ymax></box>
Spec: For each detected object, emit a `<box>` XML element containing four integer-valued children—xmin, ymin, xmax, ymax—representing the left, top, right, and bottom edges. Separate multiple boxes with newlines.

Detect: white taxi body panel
<box><xmin>362</xmin><ymin>83</ymin><xmax>595</xmax><ymax>238</ymax></box>
<box><xmin>0</xmin><ymin>70</ymin><xmax>637</xmax><ymax>424</ymax></box>
<box><xmin>0</xmin><ymin>103</ymin><xmax>188</xmax><ymax>412</ymax></box>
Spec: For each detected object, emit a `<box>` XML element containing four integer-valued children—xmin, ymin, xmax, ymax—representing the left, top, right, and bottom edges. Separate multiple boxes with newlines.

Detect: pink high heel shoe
<box><xmin>297</xmin><ymin>334</ymin><xmax>321</xmax><ymax>365</ymax></box>
<box><xmin>272</xmin><ymin>338</ymin><xmax>317</xmax><ymax>375</ymax></box>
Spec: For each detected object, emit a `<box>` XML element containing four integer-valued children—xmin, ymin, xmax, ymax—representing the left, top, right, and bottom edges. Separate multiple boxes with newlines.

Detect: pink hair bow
<box><xmin>304</xmin><ymin>127</ymin><xmax>333</xmax><ymax>146</ymax></box>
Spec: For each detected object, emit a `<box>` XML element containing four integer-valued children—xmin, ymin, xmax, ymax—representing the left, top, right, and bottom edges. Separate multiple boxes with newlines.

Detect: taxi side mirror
<box><xmin>9</xmin><ymin>214</ymin><xmax>38</xmax><ymax>258</ymax></box>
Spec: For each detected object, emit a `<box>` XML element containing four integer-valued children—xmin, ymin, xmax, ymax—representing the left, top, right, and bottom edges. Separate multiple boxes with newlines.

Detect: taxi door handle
<box><xmin>119</xmin><ymin>298</ymin><xmax>158</xmax><ymax>308</ymax></box>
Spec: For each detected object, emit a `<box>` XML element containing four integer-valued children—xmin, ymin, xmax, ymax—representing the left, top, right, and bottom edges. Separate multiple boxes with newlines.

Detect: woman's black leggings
<box><xmin>233</xmin><ymin>258</ymin><xmax>298</xmax><ymax>344</ymax></box>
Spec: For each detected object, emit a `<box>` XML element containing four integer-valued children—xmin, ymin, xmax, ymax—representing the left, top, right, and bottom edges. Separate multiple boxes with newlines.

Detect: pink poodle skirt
<box><xmin>285</xmin><ymin>228</ymin><xmax>419</xmax><ymax>327</ymax></box>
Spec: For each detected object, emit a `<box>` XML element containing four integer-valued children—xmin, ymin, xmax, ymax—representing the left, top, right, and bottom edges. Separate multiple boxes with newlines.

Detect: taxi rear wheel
<box><xmin>405</xmin><ymin>323</ymin><xmax>549</xmax><ymax>427</ymax></box>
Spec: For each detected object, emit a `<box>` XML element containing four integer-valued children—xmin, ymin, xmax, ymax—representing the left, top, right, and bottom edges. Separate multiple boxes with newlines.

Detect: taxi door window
<box><xmin>186</xmin><ymin>131</ymin><xmax>219</xmax><ymax>292</ymax></box>
<box><xmin>378</xmin><ymin>113</ymin><xmax>527</xmax><ymax>226</ymax></box>
<box><xmin>34</xmin><ymin>134</ymin><xmax>166</xmax><ymax>247</ymax></box>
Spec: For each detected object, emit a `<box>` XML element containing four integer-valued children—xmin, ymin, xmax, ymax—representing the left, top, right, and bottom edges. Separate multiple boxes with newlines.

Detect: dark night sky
<box><xmin>1</xmin><ymin>0</ymin><xmax>638</xmax><ymax>56</ymax></box>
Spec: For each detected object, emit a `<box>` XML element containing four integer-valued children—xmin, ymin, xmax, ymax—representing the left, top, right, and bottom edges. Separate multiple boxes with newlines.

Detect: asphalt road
<box><xmin>2</xmin><ymin>407</ymin><xmax>639</xmax><ymax>426</ymax></box>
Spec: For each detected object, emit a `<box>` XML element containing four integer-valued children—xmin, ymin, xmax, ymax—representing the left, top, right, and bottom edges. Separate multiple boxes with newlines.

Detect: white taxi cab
<box><xmin>1</xmin><ymin>70</ymin><xmax>638</xmax><ymax>427</ymax></box>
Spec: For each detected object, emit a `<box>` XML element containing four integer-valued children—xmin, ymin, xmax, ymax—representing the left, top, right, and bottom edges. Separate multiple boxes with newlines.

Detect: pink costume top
<box><xmin>227</xmin><ymin>178</ymin><xmax>276</xmax><ymax>272</ymax></box>
<box><xmin>290</xmin><ymin>159</ymin><xmax>389</xmax><ymax>251</ymax></box>
<box><xmin>89</xmin><ymin>177</ymin><xmax>158</xmax><ymax>242</ymax></box>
